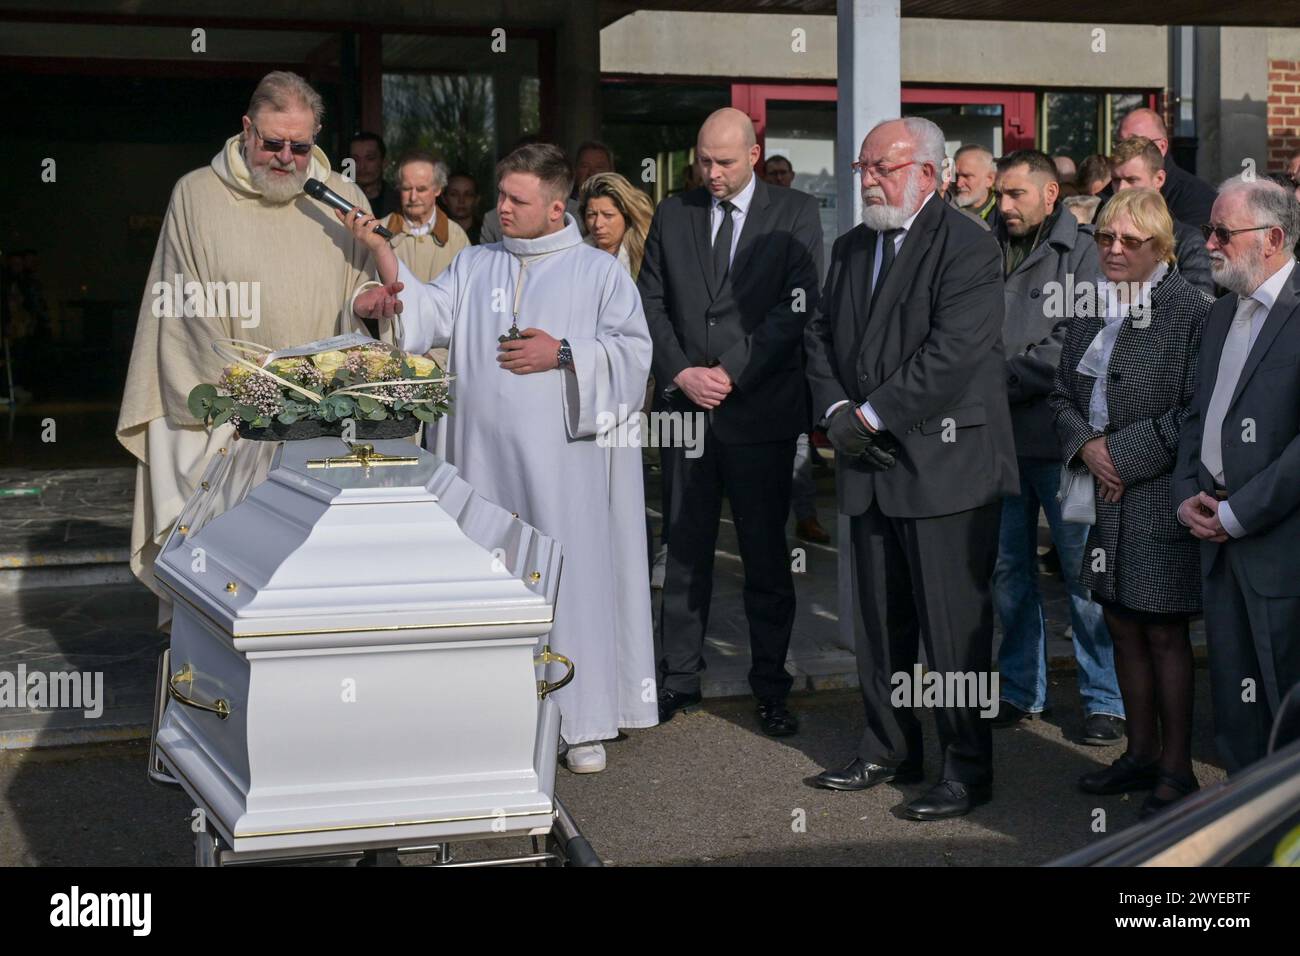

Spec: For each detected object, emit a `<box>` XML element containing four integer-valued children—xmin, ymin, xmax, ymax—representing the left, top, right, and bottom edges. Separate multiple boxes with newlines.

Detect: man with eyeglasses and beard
<box><xmin>118</xmin><ymin>70</ymin><xmax>384</xmax><ymax>627</ymax></box>
<box><xmin>805</xmin><ymin>117</ymin><xmax>1018</xmax><ymax>820</ymax></box>
<box><xmin>1174</xmin><ymin>176</ymin><xmax>1300</xmax><ymax>775</ymax></box>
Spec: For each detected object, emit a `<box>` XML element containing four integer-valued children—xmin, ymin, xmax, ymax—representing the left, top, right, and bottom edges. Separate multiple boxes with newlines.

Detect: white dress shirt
<box><xmin>710</xmin><ymin>172</ymin><xmax>757</xmax><ymax>267</ymax></box>
<box><xmin>827</xmin><ymin>191</ymin><xmax>936</xmax><ymax>430</ymax></box>
<box><xmin>1209</xmin><ymin>256</ymin><xmax>1295</xmax><ymax>538</ymax></box>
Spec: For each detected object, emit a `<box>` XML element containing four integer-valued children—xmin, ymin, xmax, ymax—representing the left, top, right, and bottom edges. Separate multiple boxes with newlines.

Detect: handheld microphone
<box><xmin>305</xmin><ymin>177</ymin><xmax>394</xmax><ymax>239</ymax></box>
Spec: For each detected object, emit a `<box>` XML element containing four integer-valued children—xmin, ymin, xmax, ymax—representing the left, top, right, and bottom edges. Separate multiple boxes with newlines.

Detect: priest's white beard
<box><xmin>248</xmin><ymin>152</ymin><xmax>308</xmax><ymax>203</ymax></box>
<box><xmin>861</xmin><ymin>171</ymin><xmax>922</xmax><ymax>231</ymax></box>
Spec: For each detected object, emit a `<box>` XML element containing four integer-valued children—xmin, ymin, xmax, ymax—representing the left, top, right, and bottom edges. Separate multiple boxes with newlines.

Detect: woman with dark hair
<box><xmin>1050</xmin><ymin>187</ymin><xmax>1213</xmax><ymax>819</ymax></box>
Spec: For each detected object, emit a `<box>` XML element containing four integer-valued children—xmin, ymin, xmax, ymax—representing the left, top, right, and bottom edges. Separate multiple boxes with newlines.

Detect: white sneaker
<box><xmin>565</xmin><ymin>742</ymin><xmax>606</xmax><ymax>774</ymax></box>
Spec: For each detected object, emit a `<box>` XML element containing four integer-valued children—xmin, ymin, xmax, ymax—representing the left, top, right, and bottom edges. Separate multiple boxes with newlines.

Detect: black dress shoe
<box><xmin>657</xmin><ymin>688</ymin><xmax>702</xmax><ymax>724</ymax></box>
<box><xmin>1138</xmin><ymin>772</ymin><xmax>1199</xmax><ymax>820</ymax></box>
<box><xmin>809</xmin><ymin>758</ymin><xmax>923</xmax><ymax>791</ymax></box>
<box><xmin>901</xmin><ymin>779</ymin><xmax>992</xmax><ymax>820</ymax></box>
<box><xmin>757</xmin><ymin>700</ymin><xmax>799</xmax><ymax>737</ymax></box>
<box><xmin>1078</xmin><ymin>753</ymin><xmax>1159</xmax><ymax>795</ymax></box>
<box><xmin>1080</xmin><ymin>713</ymin><xmax>1126</xmax><ymax>746</ymax></box>
<box><xmin>990</xmin><ymin>701</ymin><xmax>1041</xmax><ymax>728</ymax></box>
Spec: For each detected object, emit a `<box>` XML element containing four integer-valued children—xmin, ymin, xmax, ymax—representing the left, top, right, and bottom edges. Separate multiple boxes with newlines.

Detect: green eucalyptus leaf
<box><xmin>188</xmin><ymin>384</ymin><xmax>218</xmax><ymax>419</ymax></box>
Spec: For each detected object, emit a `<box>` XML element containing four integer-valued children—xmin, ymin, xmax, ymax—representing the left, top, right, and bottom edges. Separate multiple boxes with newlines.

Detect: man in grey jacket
<box><xmin>990</xmin><ymin>150</ymin><xmax>1125</xmax><ymax>742</ymax></box>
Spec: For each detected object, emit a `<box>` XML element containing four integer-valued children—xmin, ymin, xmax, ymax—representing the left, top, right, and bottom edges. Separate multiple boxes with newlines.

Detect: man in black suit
<box><xmin>1174</xmin><ymin>177</ymin><xmax>1300</xmax><ymax>773</ymax></box>
<box><xmin>805</xmin><ymin>117</ymin><xmax>1019</xmax><ymax>820</ymax></box>
<box><xmin>638</xmin><ymin>107</ymin><xmax>823</xmax><ymax>736</ymax></box>
<box><xmin>1117</xmin><ymin>108</ymin><xmax>1217</xmax><ymax>228</ymax></box>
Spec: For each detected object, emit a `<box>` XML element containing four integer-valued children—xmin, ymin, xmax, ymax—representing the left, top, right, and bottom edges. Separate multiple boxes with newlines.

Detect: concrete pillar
<box><xmin>1217</xmin><ymin>27</ymin><xmax>1270</xmax><ymax>185</ymax></box>
<box><xmin>834</xmin><ymin>0</ymin><xmax>900</xmax><ymax>654</ymax></box>
<box><xmin>556</xmin><ymin>0</ymin><xmax>601</xmax><ymax>157</ymax></box>
<box><xmin>836</xmin><ymin>0</ymin><xmax>901</xmax><ymax>237</ymax></box>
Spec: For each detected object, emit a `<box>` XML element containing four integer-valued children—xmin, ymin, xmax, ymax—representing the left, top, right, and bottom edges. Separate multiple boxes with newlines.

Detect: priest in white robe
<box><xmin>117</xmin><ymin>72</ymin><xmax>384</xmax><ymax>626</ymax></box>
<box><xmin>349</xmin><ymin>143</ymin><xmax>658</xmax><ymax>772</ymax></box>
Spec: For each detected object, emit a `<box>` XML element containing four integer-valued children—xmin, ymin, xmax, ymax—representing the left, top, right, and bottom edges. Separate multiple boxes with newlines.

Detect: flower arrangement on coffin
<box><xmin>187</xmin><ymin>337</ymin><xmax>452</xmax><ymax>441</ymax></box>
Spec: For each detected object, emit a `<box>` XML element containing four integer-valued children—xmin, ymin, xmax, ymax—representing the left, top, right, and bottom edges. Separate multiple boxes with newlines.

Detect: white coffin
<box><xmin>152</xmin><ymin>438</ymin><xmax>564</xmax><ymax>859</ymax></box>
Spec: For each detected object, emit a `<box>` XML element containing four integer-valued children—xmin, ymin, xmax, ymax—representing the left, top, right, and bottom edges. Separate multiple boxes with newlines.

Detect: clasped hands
<box><xmin>673</xmin><ymin>366</ymin><xmax>732</xmax><ymax>409</ymax></box>
<box><xmin>1079</xmin><ymin>436</ymin><xmax>1124</xmax><ymax>503</ymax></box>
<box><xmin>1177</xmin><ymin>492</ymin><xmax>1230</xmax><ymax>543</ymax></box>
<box><xmin>826</xmin><ymin>404</ymin><xmax>898</xmax><ymax>471</ymax></box>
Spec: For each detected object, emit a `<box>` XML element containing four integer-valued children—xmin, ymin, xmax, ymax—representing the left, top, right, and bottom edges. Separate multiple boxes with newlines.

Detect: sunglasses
<box><xmin>1199</xmin><ymin>223</ymin><xmax>1274</xmax><ymax>245</ymax></box>
<box><xmin>1094</xmin><ymin>230</ymin><xmax>1155</xmax><ymax>251</ymax></box>
<box><xmin>252</xmin><ymin>124</ymin><xmax>314</xmax><ymax>156</ymax></box>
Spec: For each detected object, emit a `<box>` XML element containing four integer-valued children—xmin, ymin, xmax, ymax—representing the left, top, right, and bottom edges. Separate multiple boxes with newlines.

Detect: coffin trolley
<box><xmin>146</xmin><ymin>437</ymin><xmax>599</xmax><ymax>867</ymax></box>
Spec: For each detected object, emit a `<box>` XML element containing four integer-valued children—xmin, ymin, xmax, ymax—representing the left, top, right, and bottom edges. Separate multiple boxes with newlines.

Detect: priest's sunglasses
<box><xmin>1200</xmin><ymin>223</ymin><xmax>1275</xmax><ymax>245</ymax></box>
<box><xmin>252</xmin><ymin>125</ymin><xmax>315</xmax><ymax>156</ymax></box>
<box><xmin>851</xmin><ymin>160</ymin><xmax>917</xmax><ymax>181</ymax></box>
<box><xmin>1094</xmin><ymin>230</ymin><xmax>1155</xmax><ymax>251</ymax></box>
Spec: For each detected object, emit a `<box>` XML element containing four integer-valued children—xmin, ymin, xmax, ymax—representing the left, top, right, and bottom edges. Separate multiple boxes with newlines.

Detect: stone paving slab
<box><xmin>0</xmin><ymin>468</ymin><xmax>134</xmax><ymax>568</ymax></box>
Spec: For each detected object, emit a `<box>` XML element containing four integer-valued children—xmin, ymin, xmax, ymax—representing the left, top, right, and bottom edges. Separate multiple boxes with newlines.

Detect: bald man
<box><xmin>639</xmin><ymin>107</ymin><xmax>823</xmax><ymax>735</ymax></box>
<box><xmin>1117</xmin><ymin>107</ymin><xmax>1216</xmax><ymax>226</ymax></box>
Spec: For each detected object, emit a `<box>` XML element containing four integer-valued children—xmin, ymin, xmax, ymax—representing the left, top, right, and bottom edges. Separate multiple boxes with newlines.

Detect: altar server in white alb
<box><xmin>347</xmin><ymin>143</ymin><xmax>658</xmax><ymax>773</ymax></box>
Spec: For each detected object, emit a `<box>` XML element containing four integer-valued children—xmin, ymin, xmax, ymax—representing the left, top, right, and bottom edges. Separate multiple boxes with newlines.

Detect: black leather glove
<box><xmin>859</xmin><ymin>430</ymin><xmax>899</xmax><ymax>471</ymax></box>
<box><xmin>826</xmin><ymin>403</ymin><xmax>872</xmax><ymax>458</ymax></box>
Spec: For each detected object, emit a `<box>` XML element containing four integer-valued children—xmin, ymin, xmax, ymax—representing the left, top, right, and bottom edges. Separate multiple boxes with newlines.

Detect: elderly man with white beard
<box><xmin>118</xmin><ymin>71</ymin><xmax>382</xmax><ymax>625</ymax></box>
<box><xmin>804</xmin><ymin>117</ymin><xmax>1019</xmax><ymax>819</ymax></box>
<box><xmin>1174</xmin><ymin>176</ymin><xmax>1300</xmax><ymax>774</ymax></box>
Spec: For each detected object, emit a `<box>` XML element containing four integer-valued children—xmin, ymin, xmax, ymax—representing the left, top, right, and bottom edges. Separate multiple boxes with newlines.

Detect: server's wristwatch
<box><xmin>556</xmin><ymin>338</ymin><xmax>573</xmax><ymax>370</ymax></box>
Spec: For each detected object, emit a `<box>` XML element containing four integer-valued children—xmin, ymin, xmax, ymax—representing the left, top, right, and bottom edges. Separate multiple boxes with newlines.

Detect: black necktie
<box><xmin>713</xmin><ymin>199</ymin><xmax>736</xmax><ymax>284</ymax></box>
<box><xmin>870</xmin><ymin>228</ymin><xmax>901</xmax><ymax>310</ymax></box>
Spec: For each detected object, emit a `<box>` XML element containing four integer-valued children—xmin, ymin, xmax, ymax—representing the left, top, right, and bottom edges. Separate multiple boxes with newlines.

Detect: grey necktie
<box><xmin>1201</xmin><ymin>296</ymin><xmax>1259</xmax><ymax>484</ymax></box>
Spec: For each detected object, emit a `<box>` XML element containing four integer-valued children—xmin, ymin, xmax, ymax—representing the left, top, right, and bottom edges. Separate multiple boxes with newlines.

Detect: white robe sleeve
<box><xmin>562</xmin><ymin>259</ymin><xmax>653</xmax><ymax>440</ymax></box>
<box><xmin>391</xmin><ymin>256</ymin><xmax>459</xmax><ymax>354</ymax></box>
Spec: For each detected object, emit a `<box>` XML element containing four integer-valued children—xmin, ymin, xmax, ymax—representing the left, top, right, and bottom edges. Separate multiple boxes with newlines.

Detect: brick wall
<box><xmin>1268</xmin><ymin>59</ymin><xmax>1300</xmax><ymax>171</ymax></box>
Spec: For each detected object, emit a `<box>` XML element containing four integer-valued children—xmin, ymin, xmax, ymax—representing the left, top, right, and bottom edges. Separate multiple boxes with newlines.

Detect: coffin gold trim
<box><xmin>156</xmin><ymin>576</ymin><xmax>553</xmax><ymax>638</ymax></box>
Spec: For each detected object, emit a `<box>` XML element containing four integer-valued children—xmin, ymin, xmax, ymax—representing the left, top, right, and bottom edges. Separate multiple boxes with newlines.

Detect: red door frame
<box><xmin>731</xmin><ymin>82</ymin><xmax>1038</xmax><ymax>155</ymax></box>
<box><xmin>902</xmin><ymin>86</ymin><xmax>1037</xmax><ymax>152</ymax></box>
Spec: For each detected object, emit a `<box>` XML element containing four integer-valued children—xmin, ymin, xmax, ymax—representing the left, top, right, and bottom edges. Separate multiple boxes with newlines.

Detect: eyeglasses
<box><xmin>1094</xmin><ymin>230</ymin><xmax>1155</xmax><ymax>251</ymax></box>
<box><xmin>252</xmin><ymin>124</ymin><xmax>315</xmax><ymax>156</ymax></box>
<box><xmin>1199</xmin><ymin>223</ymin><xmax>1274</xmax><ymax>245</ymax></box>
<box><xmin>851</xmin><ymin>160</ymin><xmax>917</xmax><ymax>181</ymax></box>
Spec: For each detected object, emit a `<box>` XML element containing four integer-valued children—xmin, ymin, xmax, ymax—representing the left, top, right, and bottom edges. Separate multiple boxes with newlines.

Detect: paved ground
<box><xmin>0</xmin><ymin>456</ymin><xmax>1227</xmax><ymax>866</ymax></box>
<box><xmin>0</xmin><ymin>671</ymin><xmax>1225</xmax><ymax>867</ymax></box>
<box><xmin>3</xmin><ymin>459</ymin><xmax>1191</xmax><ymax>747</ymax></box>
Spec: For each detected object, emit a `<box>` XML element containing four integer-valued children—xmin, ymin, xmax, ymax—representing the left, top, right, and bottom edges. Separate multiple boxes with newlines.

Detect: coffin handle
<box><xmin>168</xmin><ymin>664</ymin><xmax>232</xmax><ymax>720</ymax></box>
<box><xmin>534</xmin><ymin>645</ymin><xmax>574</xmax><ymax>700</ymax></box>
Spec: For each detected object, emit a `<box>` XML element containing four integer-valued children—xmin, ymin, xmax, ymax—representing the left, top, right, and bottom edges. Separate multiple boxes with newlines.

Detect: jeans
<box><xmin>992</xmin><ymin>457</ymin><xmax>1124</xmax><ymax>717</ymax></box>
<box><xmin>791</xmin><ymin>433</ymin><xmax>817</xmax><ymax>522</ymax></box>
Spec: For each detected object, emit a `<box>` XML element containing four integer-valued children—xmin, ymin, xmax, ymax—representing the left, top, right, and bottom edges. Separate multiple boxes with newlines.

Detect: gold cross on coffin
<box><xmin>306</xmin><ymin>442</ymin><xmax>419</xmax><ymax>470</ymax></box>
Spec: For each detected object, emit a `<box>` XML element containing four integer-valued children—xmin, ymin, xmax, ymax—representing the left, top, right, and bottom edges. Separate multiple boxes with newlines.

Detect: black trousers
<box><xmin>1203</xmin><ymin>544</ymin><xmax>1300</xmax><ymax>773</ymax></box>
<box><xmin>849</xmin><ymin>499</ymin><xmax>1001</xmax><ymax>785</ymax></box>
<box><xmin>657</xmin><ymin>433</ymin><xmax>797</xmax><ymax>701</ymax></box>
